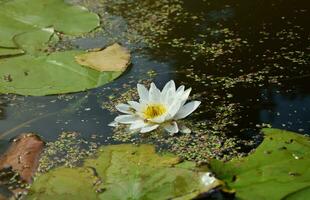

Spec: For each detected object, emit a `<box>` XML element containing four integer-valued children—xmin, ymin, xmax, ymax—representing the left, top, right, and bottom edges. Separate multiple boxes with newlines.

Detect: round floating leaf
<box><xmin>27</xmin><ymin>144</ymin><xmax>222</xmax><ymax>199</ymax></box>
<box><xmin>210</xmin><ymin>128</ymin><xmax>310</xmax><ymax>200</ymax></box>
<box><xmin>75</xmin><ymin>43</ymin><xmax>131</xmax><ymax>72</ymax></box>
<box><xmin>0</xmin><ymin>0</ymin><xmax>100</xmax><ymax>48</ymax></box>
<box><xmin>0</xmin><ymin>0</ymin><xmax>125</xmax><ymax>96</ymax></box>
<box><xmin>0</xmin><ymin>51</ymin><xmax>121</xmax><ymax>96</ymax></box>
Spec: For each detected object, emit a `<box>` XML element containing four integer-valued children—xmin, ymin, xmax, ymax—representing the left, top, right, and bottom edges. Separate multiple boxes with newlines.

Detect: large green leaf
<box><xmin>0</xmin><ymin>0</ymin><xmax>129</xmax><ymax>96</ymax></box>
<box><xmin>27</xmin><ymin>144</ymin><xmax>222</xmax><ymax>199</ymax></box>
<box><xmin>282</xmin><ymin>186</ymin><xmax>310</xmax><ymax>200</ymax></box>
<box><xmin>0</xmin><ymin>51</ymin><xmax>121</xmax><ymax>96</ymax></box>
<box><xmin>0</xmin><ymin>0</ymin><xmax>99</xmax><ymax>48</ymax></box>
<box><xmin>210</xmin><ymin>128</ymin><xmax>310</xmax><ymax>200</ymax></box>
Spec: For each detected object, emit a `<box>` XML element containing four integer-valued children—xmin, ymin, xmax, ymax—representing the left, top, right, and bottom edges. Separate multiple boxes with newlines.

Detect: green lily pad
<box><xmin>0</xmin><ymin>0</ymin><xmax>99</xmax><ymax>48</ymax></box>
<box><xmin>0</xmin><ymin>51</ymin><xmax>121</xmax><ymax>96</ymax></box>
<box><xmin>0</xmin><ymin>0</ymin><xmax>129</xmax><ymax>96</ymax></box>
<box><xmin>0</xmin><ymin>13</ymin><xmax>34</xmax><ymax>48</ymax></box>
<box><xmin>27</xmin><ymin>144</ymin><xmax>222</xmax><ymax>199</ymax></box>
<box><xmin>13</xmin><ymin>28</ymin><xmax>59</xmax><ymax>55</ymax></box>
<box><xmin>28</xmin><ymin>168</ymin><xmax>99</xmax><ymax>199</ymax></box>
<box><xmin>282</xmin><ymin>186</ymin><xmax>310</xmax><ymax>200</ymax></box>
<box><xmin>210</xmin><ymin>128</ymin><xmax>310</xmax><ymax>200</ymax></box>
<box><xmin>0</xmin><ymin>47</ymin><xmax>24</xmax><ymax>57</ymax></box>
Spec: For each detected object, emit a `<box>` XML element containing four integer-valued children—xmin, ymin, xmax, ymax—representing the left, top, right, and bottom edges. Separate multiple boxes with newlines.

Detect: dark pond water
<box><xmin>0</xmin><ymin>0</ymin><xmax>309</xmax><ymax>155</ymax></box>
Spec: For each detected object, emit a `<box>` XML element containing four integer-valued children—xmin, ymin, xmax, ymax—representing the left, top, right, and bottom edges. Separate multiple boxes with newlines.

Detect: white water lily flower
<box><xmin>110</xmin><ymin>80</ymin><xmax>201</xmax><ymax>134</ymax></box>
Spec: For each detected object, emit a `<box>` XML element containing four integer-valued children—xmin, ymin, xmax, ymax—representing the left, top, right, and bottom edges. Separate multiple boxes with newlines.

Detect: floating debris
<box><xmin>37</xmin><ymin>132</ymin><xmax>99</xmax><ymax>173</ymax></box>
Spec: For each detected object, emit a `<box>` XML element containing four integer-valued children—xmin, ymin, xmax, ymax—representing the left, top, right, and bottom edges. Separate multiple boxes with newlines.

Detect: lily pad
<box><xmin>0</xmin><ymin>0</ymin><xmax>128</xmax><ymax>96</ymax></box>
<box><xmin>27</xmin><ymin>144</ymin><xmax>222</xmax><ymax>199</ymax></box>
<box><xmin>0</xmin><ymin>0</ymin><xmax>99</xmax><ymax>48</ymax></box>
<box><xmin>28</xmin><ymin>168</ymin><xmax>99</xmax><ymax>200</ymax></box>
<box><xmin>75</xmin><ymin>43</ymin><xmax>131</xmax><ymax>72</ymax></box>
<box><xmin>13</xmin><ymin>28</ymin><xmax>59</xmax><ymax>55</ymax></box>
<box><xmin>283</xmin><ymin>186</ymin><xmax>310</xmax><ymax>200</ymax></box>
<box><xmin>210</xmin><ymin>128</ymin><xmax>310</xmax><ymax>200</ymax></box>
<box><xmin>0</xmin><ymin>47</ymin><xmax>24</xmax><ymax>57</ymax></box>
<box><xmin>0</xmin><ymin>51</ymin><xmax>121</xmax><ymax>96</ymax></box>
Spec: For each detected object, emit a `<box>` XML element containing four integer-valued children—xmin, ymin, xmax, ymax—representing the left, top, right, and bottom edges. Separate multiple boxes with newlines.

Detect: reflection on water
<box><xmin>0</xmin><ymin>0</ymin><xmax>310</xmax><ymax>155</ymax></box>
<box><xmin>260</xmin><ymin>86</ymin><xmax>310</xmax><ymax>133</ymax></box>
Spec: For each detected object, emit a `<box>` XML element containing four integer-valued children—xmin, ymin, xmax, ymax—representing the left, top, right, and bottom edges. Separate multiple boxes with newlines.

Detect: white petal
<box><xmin>161</xmin><ymin>80</ymin><xmax>176</xmax><ymax>96</ymax></box>
<box><xmin>180</xmin><ymin>88</ymin><xmax>191</xmax><ymax>104</ymax></box>
<box><xmin>140</xmin><ymin>124</ymin><xmax>159</xmax><ymax>133</ymax></box>
<box><xmin>164</xmin><ymin>122</ymin><xmax>179</xmax><ymax>134</ymax></box>
<box><xmin>108</xmin><ymin>121</ymin><xmax>118</xmax><ymax>127</ymax></box>
<box><xmin>127</xmin><ymin>101</ymin><xmax>142</xmax><ymax>112</ymax></box>
<box><xmin>164</xmin><ymin>86</ymin><xmax>189</xmax><ymax>110</ymax></box>
<box><xmin>174</xmin><ymin>101</ymin><xmax>201</xmax><ymax>120</ymax></box>
<box><xmin>150</xmin><ymin>114</ymin><xmax>167</xmax><ymax>123</ymax></box>
<box><xmin>137</xmin><ymin>84</ymin><xmax>149</xmax><ymax>102</ymax></box>
<box><xmin>161</xmin><ymin>81</ymin><xmax>176</xmax><ymax>102</ymax></box>
<box><xmin>173</xmin><ymin>86</ymin><xmax>185</xmax><ymax>104</ymax></box>
<box><xmin>116</xmin><ymin>103</ymin><xmax>132</xmax><ymax>114</ymax></box>
<box><xmin>136</xmin><ymin>111</ymin><xmax>146</xmax><ymax>119</ymax></box>
<box><xmin>129</xmin><ymin>120</ymin><xmax>147</xmax><ymax>130</ymax></box>
<box><xmin>115</xmin><ymin>115</ymin><xmax>139</xmax><ymax>124</ymax></box>
<box><xmin>167</xmin><ymin>101</ymin><xmax>182</xmax><ymax>119</ymax></box>
<box><xmin>149</xmin><ymin>82</ymin><xmax>161</xmax><ymax>102</ymax></box>
<box><xmin>176</xmin><ymin>85</ymin><xmax>185</xmax><ymax>93</ymax></box>
<box><xmin>163</xmin><ymin>87</ymin><xmax>176</xmax><ymax>105</ymax></box>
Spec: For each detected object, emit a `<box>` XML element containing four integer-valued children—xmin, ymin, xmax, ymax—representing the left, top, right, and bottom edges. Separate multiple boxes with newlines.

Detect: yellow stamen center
<box><xmin>143</xmin><ymin>104</ymin><xmax>167</xmax><ymax>119</ymax></box>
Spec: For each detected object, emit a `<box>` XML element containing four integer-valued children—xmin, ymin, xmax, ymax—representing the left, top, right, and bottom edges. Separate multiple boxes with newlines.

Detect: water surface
<box><xmin>0</xmin><ymin>0</ymin><xmax>309</xmax><ymax>154</ymax></box>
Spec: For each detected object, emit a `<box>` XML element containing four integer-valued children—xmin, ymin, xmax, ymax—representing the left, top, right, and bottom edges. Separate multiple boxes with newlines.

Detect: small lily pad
<box><xmin>210</xmin><ymin>128</ymin><xmax>310</xmax><ymax>200</ymax></box>
<box><xmin>27</xmin><ymin>144</ymin><xmax>222</xmax><ymax>199</ymax></box>
<box><xmin>75</xmin><ymin>43</ymin><xmax>131</xmax><ymax>72</ymax></box>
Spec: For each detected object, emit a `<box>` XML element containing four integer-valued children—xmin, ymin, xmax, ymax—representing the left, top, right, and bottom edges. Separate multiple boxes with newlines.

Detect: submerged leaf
<box><xmin>75</xmin><ymin>43</ymin><xmax>131</xmax><ymax>72</ymax></box>
<box><xmin>27</xmin><ymin>144</ymin><xmax>222</xmax><ymax>199</ymax></box>
<box><xmin>210</xmin><ymin>128</ymin><xmax>310</xmax><ymax>200</ymax></box>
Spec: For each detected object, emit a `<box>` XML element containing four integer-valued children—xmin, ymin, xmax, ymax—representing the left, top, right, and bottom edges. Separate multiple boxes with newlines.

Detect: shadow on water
<box><xmin>0</xmin><ymin>0</ymin><xmax>310</xmax><ymax>155</ymax></box>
